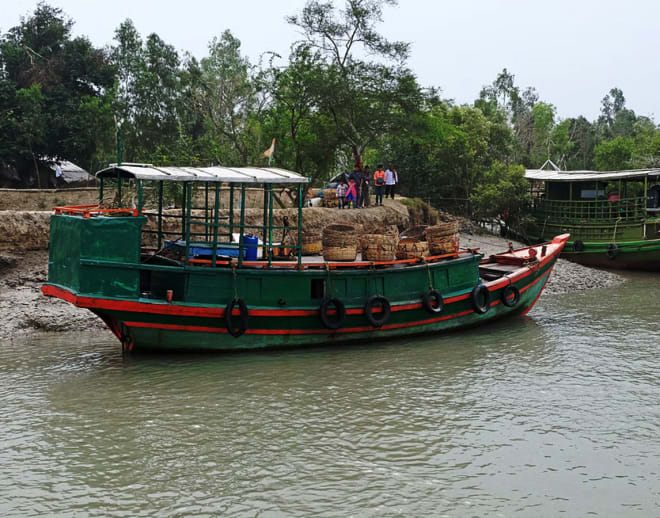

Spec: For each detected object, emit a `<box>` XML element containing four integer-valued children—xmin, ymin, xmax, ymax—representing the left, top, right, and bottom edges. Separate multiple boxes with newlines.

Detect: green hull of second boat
<box><xmin>559</xmin><ymin>238</ymin><xmax>660</xmax><ymax>271</ymax></box>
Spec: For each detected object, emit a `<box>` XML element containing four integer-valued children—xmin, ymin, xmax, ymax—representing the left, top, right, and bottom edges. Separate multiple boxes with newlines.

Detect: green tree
<box><xmin>594</xmin><ymin>136</ymin><xmax>634</xmax><ymax>170</ymax></box>
<box><xmin>287</xmin><ymin>0</ymin><xmax>421</xmax><ymax>165</ymax></box>
<box><xmin>0</xmin><ymin>3</ymin><xmax>114</xmax><ymax>179</ymax></box>
<box><xmin>471</xmin><ymin>162</ymin><xmax>530</xmax><ymax>231</ymax></box>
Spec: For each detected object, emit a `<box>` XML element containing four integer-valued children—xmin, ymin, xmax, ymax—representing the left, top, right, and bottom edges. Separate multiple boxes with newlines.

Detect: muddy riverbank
<box><xmin>1</xmin><ymin>226</ymin><xmax>624</xmax><ymax>338</ymax></box>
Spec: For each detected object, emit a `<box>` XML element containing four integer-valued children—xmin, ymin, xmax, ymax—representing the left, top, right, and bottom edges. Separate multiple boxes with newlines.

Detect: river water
<box><xmin>1</xmin><ymin>273</ymin><xmax>659</xmax><ymax>517</ymax></box>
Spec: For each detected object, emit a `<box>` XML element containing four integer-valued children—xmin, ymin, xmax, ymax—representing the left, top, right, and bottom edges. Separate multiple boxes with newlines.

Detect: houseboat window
<box><xmin>580</xmin><ymin>189</ymin><xmax>604</xmax><ymax>199</ymax></box>
<box><xmin>311</xmin><ymin>279</ymin><xmax>326</xmax><ymax>299</ymax></box>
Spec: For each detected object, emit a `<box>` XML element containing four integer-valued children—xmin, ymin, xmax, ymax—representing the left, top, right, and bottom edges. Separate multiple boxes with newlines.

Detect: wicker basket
<box><xmin>380</xmin><ymin>224</ymin><xmax>399</xmax><ymax>235</ymax></box>
<box><xmin>322</xmin><ymin>224</ymin><xmax>358</xmax><ymax>261</ymax></box>
<box><xmin>426</xmin><ymin>221</ymin><xmax>459</xmax><ymax>239</ymax></box>
<box><xmin>361</xmin><ymin>234</ymin><xmax>399</xmax><ymax>262</ymax></box>
<box><xmin>322</xmin><ymin>198</ymin><xmax>339</xmax><ymax>208</ymax></box>
<box><xmin>400</xmin><ymin>225</ymin><xmax>428</xmax><ymax>240</ymax></box>
<box><xmin>323</xmin><ymin>246</ymin><xmax>358</xmax><ymax>261</ymax></box>
<box><xmin>396</xmin><ymin>237</ymin><xmax>429</xmax><ymax>260</ymax></box>
<box><xmin>428</xmin><ymin>233</ymin><xmax>460</xmax><ymax>255</ymax></box>
<box><xmin>299</xmin><ymin>232</ymin><xmax>323</xmax><ymax>255</ymax></box>
<box><xmin>322</xmin><ymin>188</ymin><xmax>337</xmax><ymax>200</ymax></box>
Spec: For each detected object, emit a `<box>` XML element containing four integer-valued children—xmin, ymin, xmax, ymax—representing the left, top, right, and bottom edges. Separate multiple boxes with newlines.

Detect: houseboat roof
<box><xmin>96</xmin><ymin>163</ymin><xmax>310</xmax><ymax>184</ymax></box>
<box><xmin>525</xmin><ymin>168</ymin><xmax>660</xmax><ymax>183</ymax></box>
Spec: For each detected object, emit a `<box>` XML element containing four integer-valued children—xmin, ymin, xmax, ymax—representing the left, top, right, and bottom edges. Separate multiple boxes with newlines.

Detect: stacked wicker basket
<box><xmin>396</xmin><ymin>237</ymin><xmax>429</xmax><ymax>260</ymax></box>
<box><xmin>299</xmin><ymin>232</ymin><xmax>323</xmax><ymax>255</ymax></box>
<box><xmin>322</xmin><ymin>224</ymin><xmax>358</xmax><ymax>261</ymax></box>
<box><xmin>396</xmin><ymin>218</ymin><xmax>460</xmax><ymax>259</ymax></box>
<box><xmin>361</xmin><ymin>233</ymin><xmax>399</xmax><ymax>262</ymax></box>
<box><xmin>426</xmin><ymin>220</ymin><xmax>460</xmax><ymax>255</ymax></box>
<box><xmin>322</xmin><ymin>189</ymin><xmax>339</xmax><ymax>208</ymax></box>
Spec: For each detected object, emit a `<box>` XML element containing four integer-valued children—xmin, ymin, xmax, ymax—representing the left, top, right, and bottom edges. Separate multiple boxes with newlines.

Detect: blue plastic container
<box><xmin>243</xmin><ymin>234</ymin><xmax>258</xmax><ymax>261</ymax></box>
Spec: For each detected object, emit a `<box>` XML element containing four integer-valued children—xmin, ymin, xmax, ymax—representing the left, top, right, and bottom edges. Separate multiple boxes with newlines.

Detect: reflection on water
<box><xmin>1</xmin><ymin>273</ymin><xmax>659</xmax><ymax>517</ymax></box>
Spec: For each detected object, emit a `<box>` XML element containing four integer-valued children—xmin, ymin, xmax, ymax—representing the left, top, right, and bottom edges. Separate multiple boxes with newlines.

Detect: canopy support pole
<box><xmin>181</xmin><ymin>182</ymin><xmax>187</xmax><ymax>244</ymax></box>
<box><xmin>157</xmin><ymin>181</ymin><xmax>163</xmax><ymax>249</ymax></box>
<box><xmin>204</xmin><ymin>183</ymin><xmax>209</xmax><ymax>242</ymax></box>
<box><xmin>268</xmin><ymin>185</ymin><xmax>274</xmax><ymax>268</ymax></box>
<box><xmin>229</xmin><ymin>184</ymin><xmax>235</xmax><ymax>239</ymax></box>
<box><xmin>238</xmin><ymin>184</ymin><xmax>246</xmax><ymax>267</ymax></box>
<box><xmin>297</xmin><ymin>183</ymin><xmax>303</xmax><ymax>271</ymax></box>
<box><xmin>137</xmin><ymin>180</ymin><xmax>143</xmax><ymax>215</ymax></box>
<box><xmin>185</xmin><ymin>183</ymin><xmax>192</xmax><ymax>266</ymax></box>
<box><xmin>212</xmin><ymin>182</ymin><xmax>220</xmax><ymax>266</ymax></box>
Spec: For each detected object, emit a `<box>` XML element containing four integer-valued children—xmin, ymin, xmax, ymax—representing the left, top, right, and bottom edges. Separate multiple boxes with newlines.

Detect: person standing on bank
<box><xmin>336</xmin><ymin>178</ymin><xmax>348</xmax><ymax>209</ymax></box>
<box><xmin>349</xmin><ymin>166</ymin><xmax>362</xmax><ymax>208</ymax></box>
<box><xmin>361</xmin><ymin>165</ymin><xmax>371</xmax><ymax>207</ymax></box>
<box><xmin>385</xmin><ymin>165</ymin><xmax>397</xmax><ymax>199</ymax></box>
<box><xmin>390</xmin><ymin>166</ymin><xmax>398</xmax><ymax>199</ymax></box>
<box><xmin>374</xmin><ymin>165</ymin><xmax>386</xmax><ymax>206</ymax></box>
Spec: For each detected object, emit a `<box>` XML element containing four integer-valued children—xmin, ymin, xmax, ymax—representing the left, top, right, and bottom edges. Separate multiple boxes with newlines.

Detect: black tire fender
<box><xmin>422</xmin><ymin>290</ymin><xmax>444</xmax><ymax>314</ymax></box>
<box><xmin>364</xmin><ymin>295</ymin><xmax>391</xmax><ymax>328</ymax></box>
<box><xmin>573</xmin><ymin>240</ymin><xmax>585</xmax><ymax>252</ymax></box>
<box><xmin>501</xmin><ymin>284</ymin><xmax>520</xmax><ymax>308</ymax></box>
<box><xmin>225</xmin><ymin>298</ymin><xmax>249</xmax><ymax>338</ymax></box>
<box><xmin>471</xmin><ymin>284</ymin><xmax>491</xmax><ymax>314</ymax></box>
<box><xmin>607</xmin><ymin>243</ymin><xmax>619</xmax><ymax>259</ymax></box>
<box><xmin>319</xmin><ymin>297</ymin><xmax>346</xmax><ymax>330</ymax></box>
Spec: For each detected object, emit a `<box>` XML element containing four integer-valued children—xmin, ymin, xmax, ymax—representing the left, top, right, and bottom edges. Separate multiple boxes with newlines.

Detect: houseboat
<box><xmin>525</xmin><ymin>165</ymin><xmax>660</xmax><ymax>271</ymax></box>
<box><xmin>42</xmin><ymin>163</ymin><xmax>568</xmax><ymax>352</ymax></box>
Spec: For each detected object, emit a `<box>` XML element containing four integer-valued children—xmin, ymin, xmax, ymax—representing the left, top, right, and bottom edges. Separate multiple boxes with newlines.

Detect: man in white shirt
<box><xmin>385</xmin><ymin>166</ymin><xmax>398</xmax><ymax>199</ymax></box>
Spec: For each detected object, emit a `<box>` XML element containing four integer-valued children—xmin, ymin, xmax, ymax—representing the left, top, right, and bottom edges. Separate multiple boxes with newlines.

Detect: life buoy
<box><xmin>422</xmin><ymin>290</ymin><xmax>444</xmax><ymax>314</ymax></box>
<box><xmin>573</xmin><ymin>240</ymin><xmax>585</xmax><ymax>252</ymax></box>
<box><xmin>225</xmin><ymin>298</ymin><xmax>249</xmax><ymax>337</ymax></box>
<box><xmin>364</xmin><ymin>295</ymin><xmax>391</xmax><ymax>328</ymax></box>
<box><xmin>320</xmin><ymin>297</ymin><xmax>346</xmax><ymax>330</ymax></box>
<box><xmin>471</xmin><ymin>284</ymin><xmax>491</xmax><ymax>314</ymax></box>
<box><xmin>607</xmin><ymin>243</ymin><xmax>619</xmax><ymax>259</ymax></box>
<box><xmin>501</xmin><ymin>284</ymin><xmax>520</xmax><ymax>307</ymax></box>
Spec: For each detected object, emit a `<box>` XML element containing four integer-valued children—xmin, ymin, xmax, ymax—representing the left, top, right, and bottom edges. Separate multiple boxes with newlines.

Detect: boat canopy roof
<box><xmin>96</xmin><ymin>163</ymin><xmax>310</xmax><ymax>184</ymax></box>
<box><xmin>525</xmin><ymin>168</ymin><xmax>660</xmax><ymax>183</ymax></box>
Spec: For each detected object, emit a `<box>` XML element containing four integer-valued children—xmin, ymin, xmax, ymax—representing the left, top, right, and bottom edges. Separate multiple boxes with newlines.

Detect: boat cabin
<box><xmin>525</xmin><ymin>167</ymin><xmax>660</xmax><ymax>243</ymax></box>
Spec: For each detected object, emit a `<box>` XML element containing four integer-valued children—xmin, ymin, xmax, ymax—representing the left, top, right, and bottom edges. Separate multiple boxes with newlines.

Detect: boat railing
<box><xmin>53</xmin><ymin>204</ymin><xmax>139</xmax><ymax>218</ymax></box>
<box><xmin>532</xmin><ymin>196</ymin><xmax>646</xmax><ymax>223</ymax></box>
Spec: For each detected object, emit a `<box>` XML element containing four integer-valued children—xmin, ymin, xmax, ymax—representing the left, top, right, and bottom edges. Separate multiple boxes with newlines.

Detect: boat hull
<box><xmin>42</xmin><ymin>238</ymin><xmax>564</xmax><ymax>352</ymax></box>
<box><xmin>560</xmin><ymin>239</ymin><xmax>660</xmax><ymax>271</ymax></box>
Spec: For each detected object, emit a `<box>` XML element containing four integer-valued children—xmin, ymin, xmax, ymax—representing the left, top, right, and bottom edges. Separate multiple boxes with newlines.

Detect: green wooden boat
<box><xmin>42</xmin><ymin>163</ymin><xmax>568</xmax><ymax>353</ymax></box>
<box><xmin>524</xmin><ymin>165</ymin><xmax>660</xmax><ymax>271</ymax></box>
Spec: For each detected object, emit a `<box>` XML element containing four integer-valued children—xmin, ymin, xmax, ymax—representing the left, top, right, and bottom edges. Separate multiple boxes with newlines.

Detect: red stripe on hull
<box><xmin>123</xmin><ymin>268</ymin><xmax>551</xmax><ymax>337</ymax></box>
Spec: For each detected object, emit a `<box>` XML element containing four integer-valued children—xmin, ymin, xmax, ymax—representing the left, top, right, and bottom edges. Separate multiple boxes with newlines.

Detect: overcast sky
<box><xmin>3</xmin><ymin>0</ymin><xmax>659</xmax><ymax>121</ymax></box>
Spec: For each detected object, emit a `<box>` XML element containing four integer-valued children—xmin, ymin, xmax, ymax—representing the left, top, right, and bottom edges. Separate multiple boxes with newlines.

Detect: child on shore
<box><xmin>345</xmin><ymin>177</ymin><xmax>358</xmax><ymax>208</ymax></box>
<box><xmin>336</xmin><ymin>179</ymin><xmax>348</xmax><ymax>209</ymax></box>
